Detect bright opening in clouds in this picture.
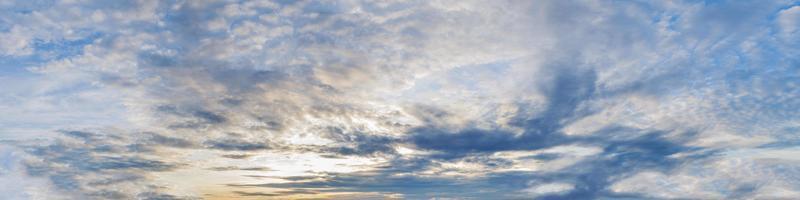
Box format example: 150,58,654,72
1,0,800,199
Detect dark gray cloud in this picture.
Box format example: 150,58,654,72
204,138,271,151
234,189,319,197
321,128,398,156
142,132,194,148
229,128,707,199
207,166,271,172
12,130,186,199
155,105,228,129
220,154,254,159
227,172,475,199
409,67,596,155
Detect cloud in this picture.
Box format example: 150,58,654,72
206,166,271,172
7,130,188,199
234,189,319,197
204,138,271,151
523,182,575,196
407,67,597,156
1,0,800,199
220,154,254,159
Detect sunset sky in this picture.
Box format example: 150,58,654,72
2,0,800,199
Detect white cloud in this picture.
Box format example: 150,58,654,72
523,182,575,196
0,26,34,56
778,6,800,37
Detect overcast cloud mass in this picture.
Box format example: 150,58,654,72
1,0,800,199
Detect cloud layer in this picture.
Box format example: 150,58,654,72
1,0,800,199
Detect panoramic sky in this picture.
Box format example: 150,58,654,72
1,0,800,199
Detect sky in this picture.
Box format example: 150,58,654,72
1,0,800,199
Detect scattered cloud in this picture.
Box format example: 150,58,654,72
1,0,799,199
